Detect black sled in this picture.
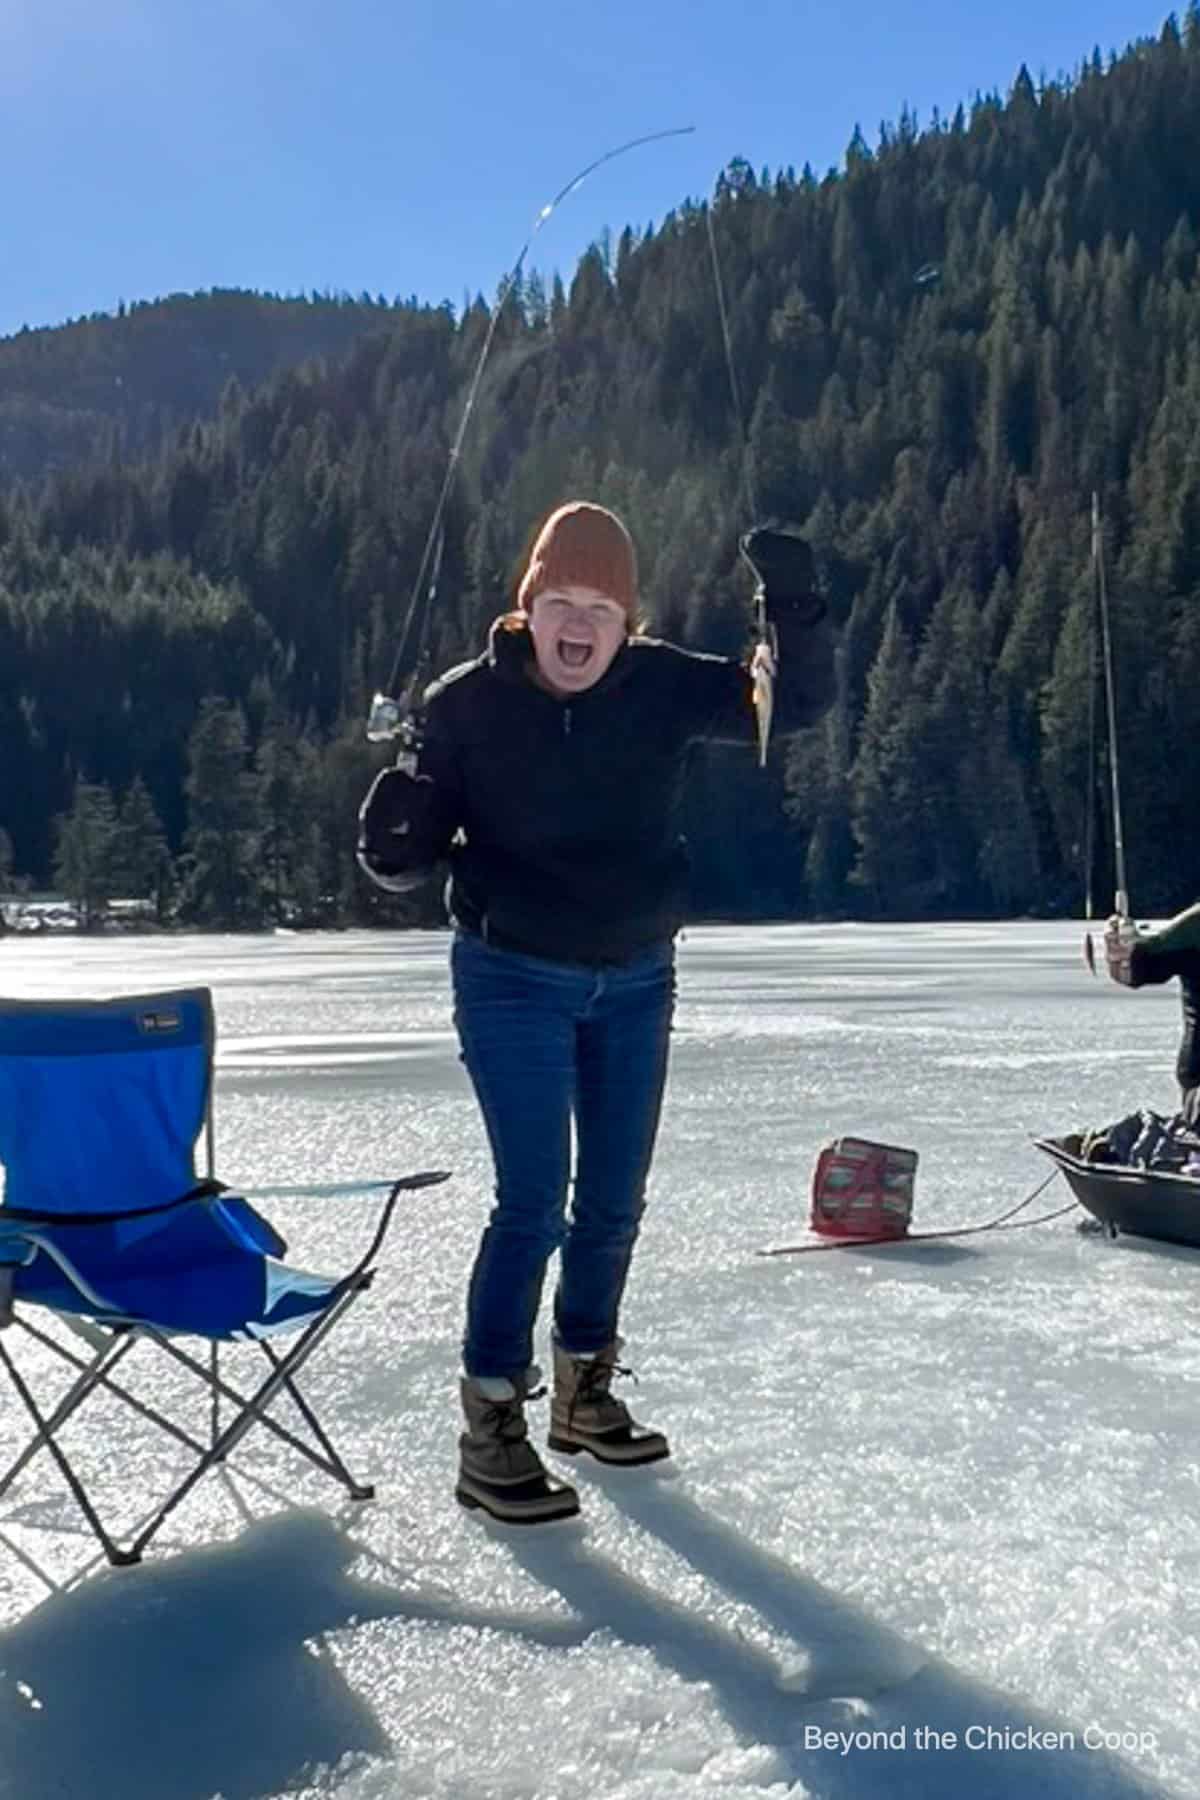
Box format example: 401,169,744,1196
1035,1131,1200,1250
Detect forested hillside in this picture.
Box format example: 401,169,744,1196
0,290,414,483
4,14,1200,926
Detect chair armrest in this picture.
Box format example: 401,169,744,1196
348,1170,453,1283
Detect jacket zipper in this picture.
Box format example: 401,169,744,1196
563,707,572,737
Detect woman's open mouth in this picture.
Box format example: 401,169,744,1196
557,638,594,669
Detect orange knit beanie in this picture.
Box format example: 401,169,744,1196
516,502,638,616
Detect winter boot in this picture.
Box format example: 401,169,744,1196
547,1341,670,1466
456,1368,580,1524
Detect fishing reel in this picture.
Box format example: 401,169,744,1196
366,691,405,743
366,691,423,774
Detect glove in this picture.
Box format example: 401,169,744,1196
1103,915,1141,987
357,765,440,891
740,526,823,624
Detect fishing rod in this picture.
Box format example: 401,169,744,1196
1083,491,1131,974
704,196,776,766
1083,529,1098,931
365,125,697,760
1095,491,1130,920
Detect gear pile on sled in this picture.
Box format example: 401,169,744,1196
1037,1111,1200,1250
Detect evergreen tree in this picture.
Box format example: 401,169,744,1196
179,700,264,927
52,780,120,925
111,774,170,906
255,712,323,923
847,603,927,912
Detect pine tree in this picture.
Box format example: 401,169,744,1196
847,603,927,913
111,774,170,907
255,712,323,923
52,780,120,926
179,700,264,927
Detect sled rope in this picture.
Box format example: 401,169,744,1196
757,1169,1079,1257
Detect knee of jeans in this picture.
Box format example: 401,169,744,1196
569,1200,645,1250
487,1201,567,1256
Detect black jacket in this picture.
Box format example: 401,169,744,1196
387,608,834,963
1128,903,1200,1092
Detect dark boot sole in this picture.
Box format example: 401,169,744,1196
455,1479,580,1524
547,1432,671,1467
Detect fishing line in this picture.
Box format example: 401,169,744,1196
705,200,760,521
368,125,697,742
705,191,779,764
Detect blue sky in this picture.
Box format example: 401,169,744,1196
0,0,1177,340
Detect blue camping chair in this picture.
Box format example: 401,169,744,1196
0,987,449,1567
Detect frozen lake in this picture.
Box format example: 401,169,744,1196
0,923,1194,1799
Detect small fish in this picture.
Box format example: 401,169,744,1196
751,628,777,768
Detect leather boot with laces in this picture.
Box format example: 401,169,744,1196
547,1340,670,1466
456,1367,580,1523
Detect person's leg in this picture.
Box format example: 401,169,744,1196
453,932,584,1378
555,946,675,1352
451,932,586,1520
550,946,675,1464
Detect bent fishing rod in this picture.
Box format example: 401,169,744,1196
365,125,696,761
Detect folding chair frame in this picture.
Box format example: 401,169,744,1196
0,1173,447,1567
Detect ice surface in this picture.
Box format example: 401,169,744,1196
0,923,1192,1798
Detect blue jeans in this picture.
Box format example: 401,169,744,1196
452,930,676,1380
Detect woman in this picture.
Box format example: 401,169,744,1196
360,501,834,1523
